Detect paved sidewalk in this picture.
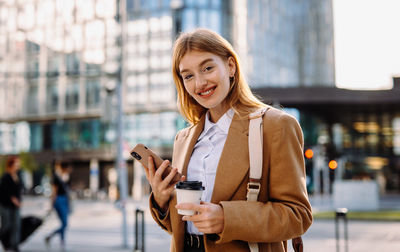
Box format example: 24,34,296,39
9,195,400,252
299,194,400,252
301,219,400,252
17,196,170,252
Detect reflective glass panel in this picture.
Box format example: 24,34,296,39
66,79,80,111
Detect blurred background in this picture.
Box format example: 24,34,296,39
0,0,399,251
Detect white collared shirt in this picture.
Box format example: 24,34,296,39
186,108,234,235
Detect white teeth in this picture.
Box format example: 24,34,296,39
200,88,213,96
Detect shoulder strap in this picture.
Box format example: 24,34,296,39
246,108,266,252
246,107,303,252
247,108,266,202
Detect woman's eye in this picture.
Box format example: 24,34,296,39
184,74,193,80
204,66,213,72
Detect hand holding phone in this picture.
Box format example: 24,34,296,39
130,143,182,184
131,144,183,211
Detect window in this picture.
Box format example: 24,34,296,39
86,78,101,109
47,53,60,77
66,79,80,111
0,83,4,117
26,40,40,54
26,56,39,78
86,63,101,75
182,9,196,32
46,79,58,113
66,53,80,75
26,79,38,114
29,123,43,152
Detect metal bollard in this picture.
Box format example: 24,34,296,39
335,208,348,252
134,209,145,252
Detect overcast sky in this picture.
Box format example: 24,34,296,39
333,0,400,90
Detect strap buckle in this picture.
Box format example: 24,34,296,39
247,181,261,191
247,180,261,201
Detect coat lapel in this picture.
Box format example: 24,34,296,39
174,113,250,204
211,114,250,203
175,115,206,176
170,116,205,252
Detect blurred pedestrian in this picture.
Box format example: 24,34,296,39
45,161,72,250
145,28,312,252
0,156,22,252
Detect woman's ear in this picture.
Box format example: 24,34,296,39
227,56,236,77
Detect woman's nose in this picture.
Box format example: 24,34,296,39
195,75,207,88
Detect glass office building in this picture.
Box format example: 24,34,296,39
243,0,335,87
0,0,335,192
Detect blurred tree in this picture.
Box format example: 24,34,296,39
0,156,5,175
19,151,38,173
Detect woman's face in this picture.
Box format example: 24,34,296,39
9,159,20,174
179,50,236,117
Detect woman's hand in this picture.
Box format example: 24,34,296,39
144,156,183,212
10,196,21,208
176,201,224,234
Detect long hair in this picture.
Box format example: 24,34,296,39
172,28,265,125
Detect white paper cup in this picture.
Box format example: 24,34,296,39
175,181,205,216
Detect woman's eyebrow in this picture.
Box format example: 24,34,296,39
180,58,214,74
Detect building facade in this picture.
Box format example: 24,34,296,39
0,0,335,195
253,80,400,193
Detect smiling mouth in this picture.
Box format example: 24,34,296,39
198,87,216,97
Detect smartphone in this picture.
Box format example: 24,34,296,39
130,143,182,183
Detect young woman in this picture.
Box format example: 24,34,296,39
145,28,312,252
45,161,72,249
0,156,22,252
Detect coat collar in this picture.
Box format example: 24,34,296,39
211,113,249,203
176,112,250,203
176,114,206,177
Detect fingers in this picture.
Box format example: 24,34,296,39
161,166,178,186
178,202,225,234
176,203,205,222
154,159,170,179
147,156,156,179
143,163,150,181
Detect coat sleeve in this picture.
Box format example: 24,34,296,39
216,113,313,243
148,129,184,234
149,192,172,234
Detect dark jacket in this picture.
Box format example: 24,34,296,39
0,173,22,209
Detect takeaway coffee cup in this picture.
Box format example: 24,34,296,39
175,181,205,216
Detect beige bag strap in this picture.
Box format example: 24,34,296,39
246,107,303,252
247,108,267,252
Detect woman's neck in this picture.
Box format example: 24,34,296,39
208,102,230,123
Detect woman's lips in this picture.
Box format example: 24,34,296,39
198,86,216,98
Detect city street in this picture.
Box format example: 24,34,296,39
1,1,399,252
11,196,400,252
18,196,170,252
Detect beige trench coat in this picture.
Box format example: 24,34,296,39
149,106,313,252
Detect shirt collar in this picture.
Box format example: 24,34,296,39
198,108,234,140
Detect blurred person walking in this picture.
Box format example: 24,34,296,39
0,156,23,252
44,161,72,250
145,28,312,252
